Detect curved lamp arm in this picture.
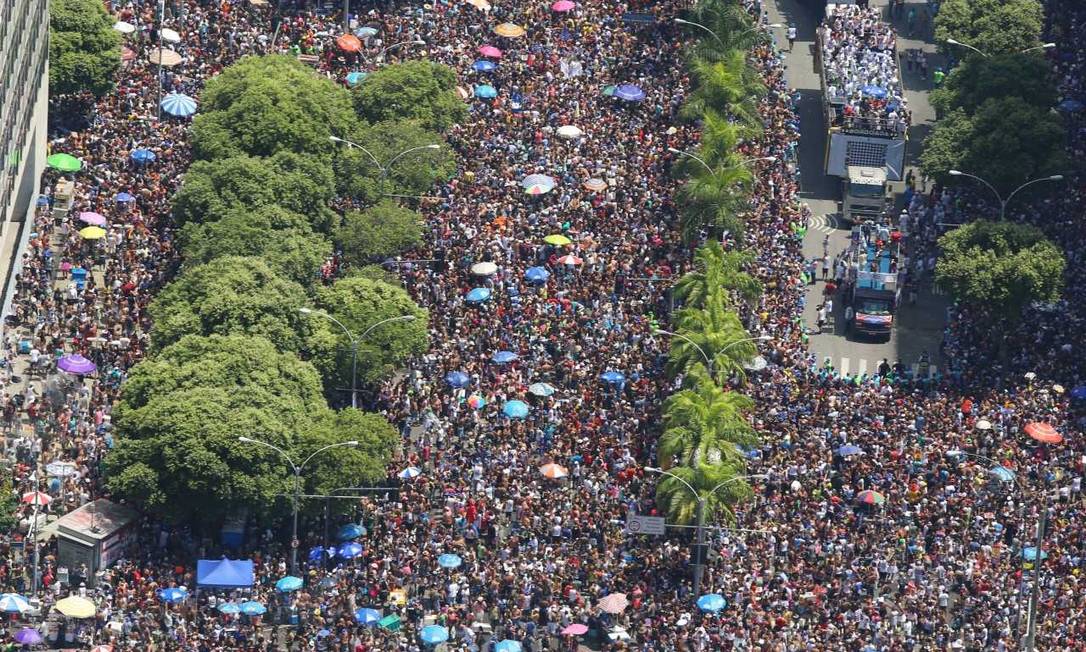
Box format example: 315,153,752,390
238,436,298,474
1003,175,1063,212
300,308,356,344
654,328,713,369
301,441,360,471
329,136,384,172
667,147,714,175
644,466,699,500
948,170,1003,205
385,144,442,174
359,314,417,341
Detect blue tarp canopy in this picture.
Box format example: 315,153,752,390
197,558,254,587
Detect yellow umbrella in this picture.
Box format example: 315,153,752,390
543,234,571,246
494,23,526,37
79,226,107,240
56,596,97,618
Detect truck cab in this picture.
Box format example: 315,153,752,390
842,165,889,224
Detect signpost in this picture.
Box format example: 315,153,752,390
625,514,666,536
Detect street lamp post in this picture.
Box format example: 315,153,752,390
156,0,165,119
668,148,777,175
674,19,780,48
946,38,1056,57
300,308,416,409
645,467,767,599
329,137,441,184
948,170,1064,221
237,437,360,574
379,39,427,62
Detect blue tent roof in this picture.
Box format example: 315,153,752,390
196,558,254,587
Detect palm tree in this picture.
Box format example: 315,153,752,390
681,52,765,132
675,162,752,242
658,367,758,469
666,291,758,381
674,242,762,309
655,461,753,525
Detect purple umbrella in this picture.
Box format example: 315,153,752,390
57,354,97,375
78,211,107,226
613,84,645,102
14,628,42,645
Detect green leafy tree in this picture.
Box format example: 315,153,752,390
333,120,455,205
935,0,1043,56
306,277,429,390
179,206,332,286
49,0,121,97
353,60,467,132
935,220,1065,321
674,242,762,309
0,475,19,532
919,109,971,185
192,55,360,160
957,97,1066,194
171,152,337,232
303,409,400,497
667,291,758,382
336,201,423,267
119,335,326,421
148,257,311,352
930,54,1056,115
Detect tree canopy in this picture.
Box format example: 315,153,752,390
333,120,455,204
336,201,424,267
353,60,467,132
179,205,332,286
935,0,1044,56
49,0,121,97
935,220,1065,320
306,277,429,390
302,409,400,496
171,152,338,232
192,55,360,160
148,256,311,352
930,54,1056,115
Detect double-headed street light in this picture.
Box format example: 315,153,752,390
299,308,416,408
329,137,441,182
668,147,777,175
379,39,427,61
238,437,359,574
653,329,773,378
948,170,1063,221
945,38,1055,57
645,467,767,599
674,18,781,47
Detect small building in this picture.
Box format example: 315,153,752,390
54,500,139,586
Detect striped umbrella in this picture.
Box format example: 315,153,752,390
0,593,31,613
855,490,886,506
539,463,568,479
161,93,198,117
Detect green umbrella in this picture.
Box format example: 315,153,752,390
47,153,82,172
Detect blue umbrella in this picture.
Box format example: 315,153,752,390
115,192,136,203
445,371,470,388
528,382,556,397
337,523,364,541
1022,547,1048,561
275,576,303,592
420,625,449,645
524,266,550,284
989,465,1016,483
317,629,332,638
466,287,493,303
338,542,363,559
157,587,189,603
399,466,422,480
475,84,498,99
0,593,31,613
492,350,519,363
36,195,49,206
217,602,241,614
613,84,645,101
472,60,497,72
861,85,888,99
355,26,378,38
836,444,864,457
502,400,529,418
129,148,156,164
240,601,267,616
160,92,198,117
437,553,463,569
600,370,625,384
13,629,42,646
697,593,727,613
1058,99,1085,112
355,607,381,625
308,546,328,561
495,641,523,652
1070,385,1086,400
346,71,368,86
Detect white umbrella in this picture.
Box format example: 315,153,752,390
557,125,583,139
975,419,992,431
160,28,181,43
113,21,136,34
471,262,498,276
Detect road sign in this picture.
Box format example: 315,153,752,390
625,514,666,535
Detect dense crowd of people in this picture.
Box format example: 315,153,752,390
0,0,1082,650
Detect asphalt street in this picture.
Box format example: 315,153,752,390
765,0,950,379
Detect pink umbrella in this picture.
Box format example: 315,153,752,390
561,623,588,636
557,254,582,266
79,211,107,226
552,0,575,11
478,45,503,58
597,592,629,614
22,491,52,506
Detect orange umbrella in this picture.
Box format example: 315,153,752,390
539,463,568,479
1025,422,1063,444
494,23,526,38
337,34,362,52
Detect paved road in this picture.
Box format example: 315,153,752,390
765,0,950,377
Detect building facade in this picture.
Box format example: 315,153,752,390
0,0,49,311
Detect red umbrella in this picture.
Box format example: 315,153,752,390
22,491,52,506
1025,422,1062,444
561,623,588,636
478,45,503,58
337,34,362,52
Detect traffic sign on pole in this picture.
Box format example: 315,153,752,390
625,514,666,535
